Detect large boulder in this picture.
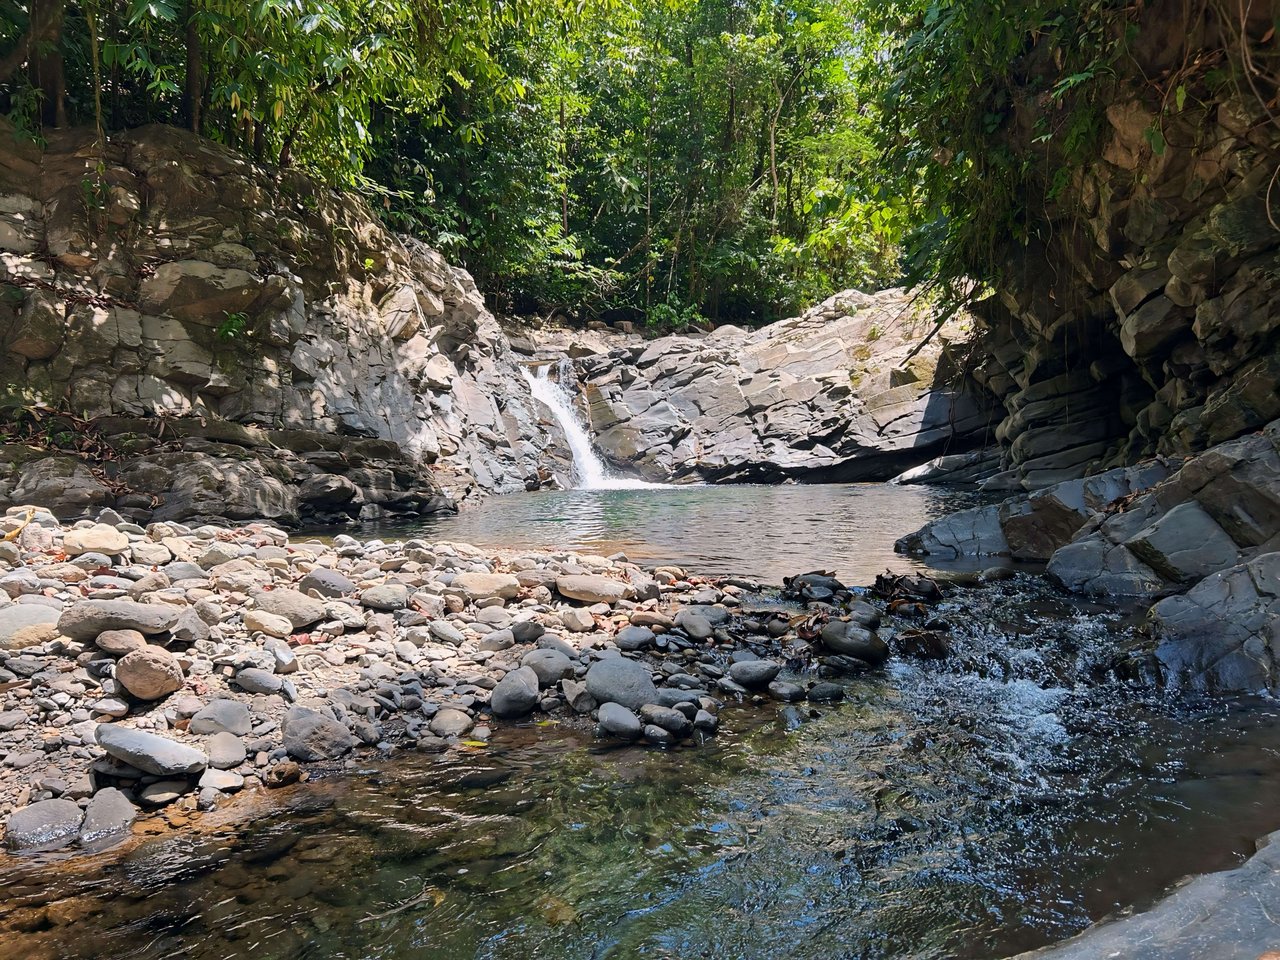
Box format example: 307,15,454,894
490,666,540,718
556,574,627,605
0,605,61,651
585,657,659,710
282,706,353,761
95,724,208,776
5,798,84,852
249,588,326,630
58,599,180,640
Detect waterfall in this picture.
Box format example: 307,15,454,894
523,360,659,490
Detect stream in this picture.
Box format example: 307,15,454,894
4,492,1280,958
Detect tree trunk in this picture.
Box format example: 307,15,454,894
27,0,67,126
184,0,204,133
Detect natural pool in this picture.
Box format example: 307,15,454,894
5,488,1274,960
4,566,1280,960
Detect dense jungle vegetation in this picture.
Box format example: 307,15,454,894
1,1,1273,327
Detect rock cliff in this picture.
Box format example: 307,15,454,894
968,0,1280,491
0,123,568,524
574,288,995,483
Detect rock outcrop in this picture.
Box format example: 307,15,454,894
0,122,568,523
966,1,1280,490
900,418,1280,694
574,288,995,483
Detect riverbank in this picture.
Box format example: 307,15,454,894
0,503,968,857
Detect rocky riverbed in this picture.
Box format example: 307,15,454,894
0,503,961,857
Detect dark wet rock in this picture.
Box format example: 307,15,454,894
643,724,677,746
639,704,692,737
58,599,179,640
894,629,950,660
428,708,474,738
511,620,545,644
819,621,889,663
693,709,719,733
768,680,806,701
5,798,84,851
614,625,655,651
95,724,208,776
189,699,252,736
597,702,642,740
807,682,845,702
490,666,540,718
79,788,138,847
585,658,659,710
283,707,354,761
728,659,781,689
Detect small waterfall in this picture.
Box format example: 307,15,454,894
523,360,659,490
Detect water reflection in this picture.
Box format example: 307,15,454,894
403,484,995,585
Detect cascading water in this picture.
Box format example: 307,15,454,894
523,360,660,490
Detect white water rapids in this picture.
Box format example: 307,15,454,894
522,360,662,490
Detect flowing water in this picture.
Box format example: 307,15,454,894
6,575,1280,960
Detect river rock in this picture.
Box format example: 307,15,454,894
511,620,545,643
234,667,283,695
522,648,574,687
189,699,252,736
585,658,658,710
490,666,540,718
116,646,185,700
5,798,84,851
674,610,713,640
561,607,595,632
79,788,138,847
639,704,692,737
282,707,354,761
64,524,129,556
556,574,627,604
0,604,60,650
207,731,248,769
243,609,294,638
615,625,655,651
819,621,889,663
807,682,845,702
361,583,409,611
95,724,208,776
452,572,520,601
728,659,781,689
58,599,179,640
250,588,326,629
429,708,474,738
95,629,147,655
298,568,356,597
597,702,642,740
199,768,244,792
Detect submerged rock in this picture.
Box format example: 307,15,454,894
5,798,84,852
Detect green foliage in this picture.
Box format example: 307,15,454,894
215,310,250,340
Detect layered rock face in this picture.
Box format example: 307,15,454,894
0,123,566,523
900,418,1280,694
576,288,994,483
970,2,1280,491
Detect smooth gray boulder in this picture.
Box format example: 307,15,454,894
597,702,642,740
58,599,179,640
585,658,658,710
522,648,574,687
819,622,889,663
79,788,138,847
5,798,84,851
615,625,655,651
556,574,627,604
728,659,781,689
490,666,540,718
189,699,252,736
298,568,356,597
95,724,208,776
